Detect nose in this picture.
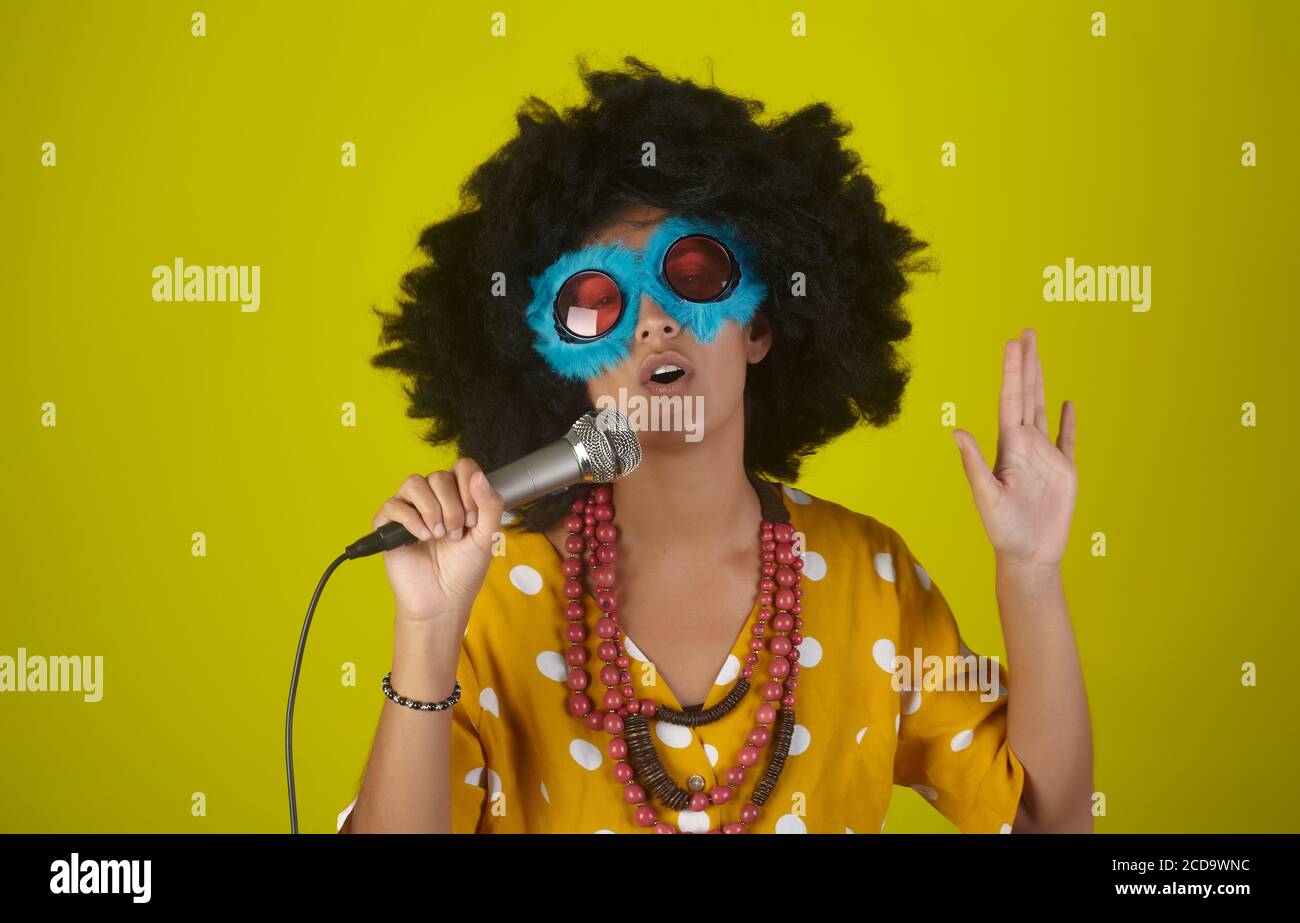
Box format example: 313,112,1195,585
635,294,679,342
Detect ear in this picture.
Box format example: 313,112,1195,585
745,308,774,365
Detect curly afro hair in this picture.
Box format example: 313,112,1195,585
371,55,934,534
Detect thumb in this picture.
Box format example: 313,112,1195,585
952,429,999,511
469,470,505,542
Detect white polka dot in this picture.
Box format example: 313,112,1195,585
535,651,567,682
796,636,822,668
901,690,921,715
622,634,647,662
913,561,932,591
801,551,827,581
655,721,693,749
678,810,710,833
336,796,357,831
789,724,811,756
703,743,719,767
569,739,602,771
950,729,974,752
479,687,499,718
782,485,813,505
855,726,868,744
1000,823,1013,834
540,781,550,803
872,638,897,673
509,564,543,595
500,510,517,525
911,783,939,801
874,552,896,583
775,814,808,834
845,826,855,834
594,828,615,834
464,767,503,798
714,654,740,685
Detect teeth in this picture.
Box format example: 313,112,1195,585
652,364,683,376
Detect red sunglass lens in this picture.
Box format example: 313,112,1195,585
662,235,735,302
555,271,623,338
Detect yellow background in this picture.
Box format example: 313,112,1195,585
2,0,1296,833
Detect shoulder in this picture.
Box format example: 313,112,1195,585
473,522,556,618
774,482,936,605
777,485,958,653
452,523,558,675
777,483,910,561
454,522,566,718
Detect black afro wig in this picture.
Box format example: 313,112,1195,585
371,55,934,533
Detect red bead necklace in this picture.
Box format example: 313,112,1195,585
559,484,806,833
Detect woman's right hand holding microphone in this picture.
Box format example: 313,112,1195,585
372,457,505,630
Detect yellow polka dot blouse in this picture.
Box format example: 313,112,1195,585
340,484,1025,834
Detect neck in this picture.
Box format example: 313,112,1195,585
609,414,763,558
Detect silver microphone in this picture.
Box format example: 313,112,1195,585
489,407,641,508
345,408,641,558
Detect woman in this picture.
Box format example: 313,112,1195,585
338,57,1091,834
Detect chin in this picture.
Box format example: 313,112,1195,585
633,427,707,452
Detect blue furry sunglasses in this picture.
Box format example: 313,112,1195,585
524,216,768,381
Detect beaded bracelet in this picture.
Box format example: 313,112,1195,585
381,671,461,711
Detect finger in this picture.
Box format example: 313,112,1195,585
468,468,505,543
396,473,445,539
953,429,999,511
1056,400,1076,466
426,470,466,540
999,338,1023,432
1029,329,1048,436
451,457,481,530
373,496,433,542
1020,329,1037,428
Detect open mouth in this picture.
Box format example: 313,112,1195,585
638,351,695,395
649,364,687,385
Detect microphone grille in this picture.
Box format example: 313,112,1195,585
568,412,615,481
594,408,642,478
567,409,642,482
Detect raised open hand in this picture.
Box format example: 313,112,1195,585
952,328,1077,569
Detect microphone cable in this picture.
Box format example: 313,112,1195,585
285,523,426,831
284,551,349,834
